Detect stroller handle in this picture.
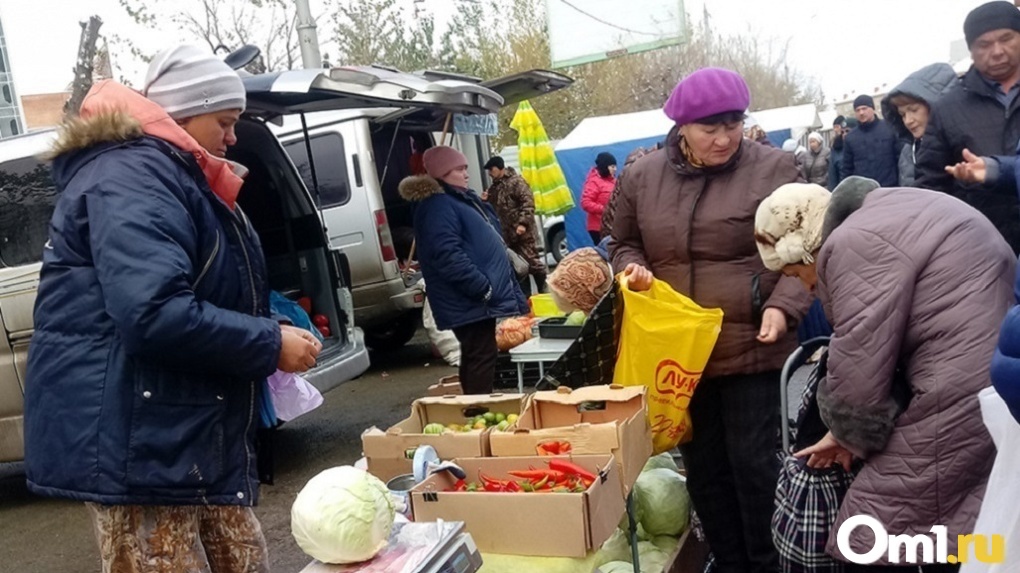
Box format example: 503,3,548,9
780,336,831,453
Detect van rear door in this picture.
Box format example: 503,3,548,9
243,66,505,121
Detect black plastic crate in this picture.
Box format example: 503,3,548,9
537,316,583,339
494,351,542,389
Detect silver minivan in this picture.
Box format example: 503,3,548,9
269,69,573,350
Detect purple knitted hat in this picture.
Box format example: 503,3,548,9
663,67,751,126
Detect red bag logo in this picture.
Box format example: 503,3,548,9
655,359,702,403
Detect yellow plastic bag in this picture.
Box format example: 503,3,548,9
614,275,724,453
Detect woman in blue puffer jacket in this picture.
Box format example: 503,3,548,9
25,45,320,571
399,146,527,394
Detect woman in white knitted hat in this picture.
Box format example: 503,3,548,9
24,44,321,572
801,132,830,187
755,177,1013,570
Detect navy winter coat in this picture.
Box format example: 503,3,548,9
840,117,900,187
25,112,281,506
398,175,527,330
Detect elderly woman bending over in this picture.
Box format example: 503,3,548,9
755,178,1013,571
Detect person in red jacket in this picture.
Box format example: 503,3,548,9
581,152,617,244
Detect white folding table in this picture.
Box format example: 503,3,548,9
507,336,573,392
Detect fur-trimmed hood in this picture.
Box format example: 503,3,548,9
50,80,246,210
398,174,445,202
47,110,144,159
820,176,880,244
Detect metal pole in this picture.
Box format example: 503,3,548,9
294,0,322,69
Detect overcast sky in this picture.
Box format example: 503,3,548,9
0,0,998,107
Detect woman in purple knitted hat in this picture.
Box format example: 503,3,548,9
609,67,812,573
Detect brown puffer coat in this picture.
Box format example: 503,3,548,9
610,127,812,377
816,182,1014,564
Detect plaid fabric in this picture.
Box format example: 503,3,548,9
773,348,858,573
773,457,856,572
537,280,621,390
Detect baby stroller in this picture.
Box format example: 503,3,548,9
772,337,858,573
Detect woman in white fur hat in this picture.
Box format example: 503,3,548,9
755,177,1013,570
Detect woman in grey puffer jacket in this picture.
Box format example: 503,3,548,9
881,63,958,187
801,132,830,186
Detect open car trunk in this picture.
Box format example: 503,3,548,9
229,119,351,359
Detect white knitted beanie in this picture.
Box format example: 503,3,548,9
143,45,246,120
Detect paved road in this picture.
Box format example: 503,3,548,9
0,331,456,573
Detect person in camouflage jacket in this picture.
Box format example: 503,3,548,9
484,156,546,294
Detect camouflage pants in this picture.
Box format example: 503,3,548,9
86,503,270,573
507,233,547,278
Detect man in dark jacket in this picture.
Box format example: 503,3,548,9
24,45,320,572
828,116,848,190
840,94,900,186
916,0,1020,253
400,147,528,394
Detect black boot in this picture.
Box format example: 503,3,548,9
534,273,547,294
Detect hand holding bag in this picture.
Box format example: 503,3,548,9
613,274,723,453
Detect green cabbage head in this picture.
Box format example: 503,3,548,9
633,468,690,536
291,466,395,564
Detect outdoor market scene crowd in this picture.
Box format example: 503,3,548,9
15,1,1020,572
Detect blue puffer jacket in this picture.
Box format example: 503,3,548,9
991,260,1020,424
840,118,901,187
398,175,527,330
25,111,282,506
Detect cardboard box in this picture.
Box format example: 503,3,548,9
410,454,625,558
488,385,652,494
426,375,462,397
361,393,524,482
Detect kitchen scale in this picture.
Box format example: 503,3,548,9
299,520,482,573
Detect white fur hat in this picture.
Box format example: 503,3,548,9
754,183,832,271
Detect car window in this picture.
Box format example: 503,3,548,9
283,133,351,209
0,156,57,267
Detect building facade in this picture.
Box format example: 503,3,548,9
0,14,25,138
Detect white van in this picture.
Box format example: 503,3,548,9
269,69,573,350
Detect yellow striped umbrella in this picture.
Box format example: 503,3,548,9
510,100,575,216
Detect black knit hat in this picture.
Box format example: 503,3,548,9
833,115,847,128
595,152,617,169
595,152,617,177
965,1,1020,48
483,156,505,170
853,95,875,110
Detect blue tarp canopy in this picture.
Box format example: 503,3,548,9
554,104,820,253
554,109,672,252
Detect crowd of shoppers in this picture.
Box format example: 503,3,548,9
19,1,1020,571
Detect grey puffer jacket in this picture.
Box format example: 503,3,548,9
815,178,1014,565
881,63,957,187
801,146,830,186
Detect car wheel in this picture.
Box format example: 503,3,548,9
550,228,568,263
364,311,420,352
